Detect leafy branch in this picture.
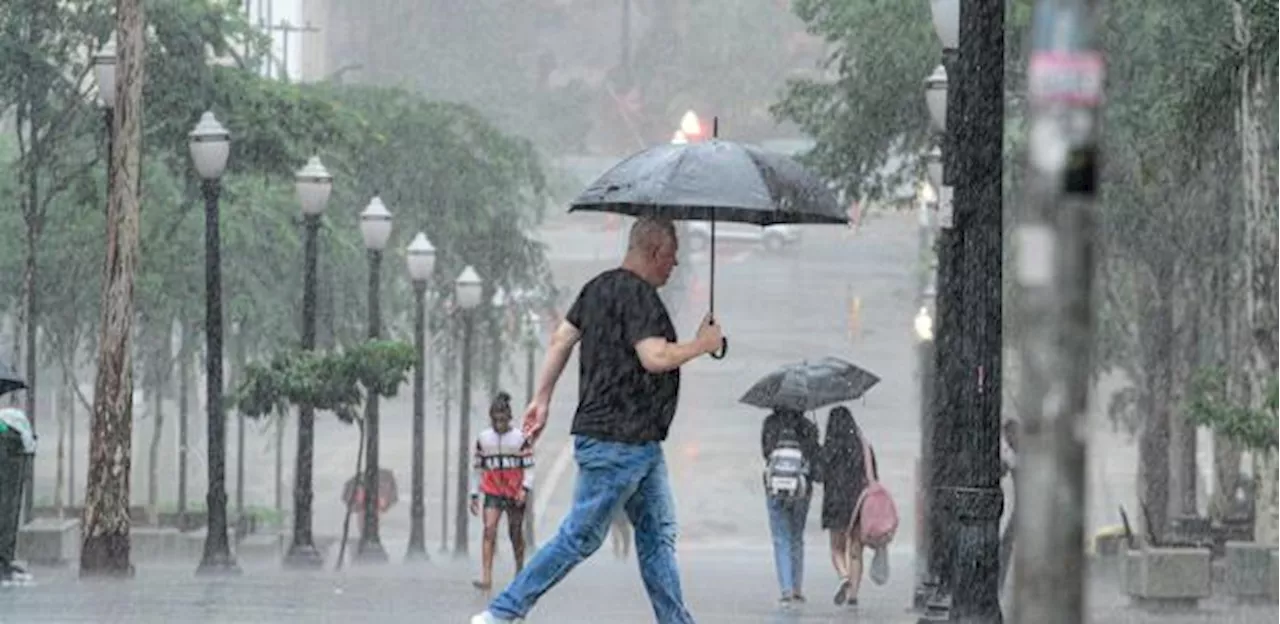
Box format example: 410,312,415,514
236,340,416,424
1185,366,1279,451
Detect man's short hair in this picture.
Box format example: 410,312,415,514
627,216,677,252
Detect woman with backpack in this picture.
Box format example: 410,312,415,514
822,405,883,606
760,408,822,606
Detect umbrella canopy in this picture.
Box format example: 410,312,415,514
740,357,880,413
0,408,36,454
569,139,845,226
569,127,846,361
0,362,26,399
342,468,399,513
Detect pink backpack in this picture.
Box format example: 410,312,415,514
851,440,898,548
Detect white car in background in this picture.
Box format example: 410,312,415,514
682,221,801,253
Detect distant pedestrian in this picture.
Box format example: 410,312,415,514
471,216,724,624
761,408,822,606
822,406,880,607
470,392,533,591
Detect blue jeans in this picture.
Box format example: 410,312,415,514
489,436,694,623
766,495,810,597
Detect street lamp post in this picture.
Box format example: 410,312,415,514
453,266,483,556
487,287,508,397
93,34,116,193
917,67,958,618
919,0,1005,620
286,155,332,567
912,302,937,612
439,300,453,554
355,196,393,563
190,111,239,575
405,232,436,561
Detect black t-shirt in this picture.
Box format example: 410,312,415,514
566,268,680,443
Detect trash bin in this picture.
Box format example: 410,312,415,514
0,407,35,583
0,427,28,570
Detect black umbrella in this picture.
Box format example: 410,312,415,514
570,118,846,358
0,362,25,398
740,357,880,413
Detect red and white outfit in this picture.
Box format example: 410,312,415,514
471,427,535,503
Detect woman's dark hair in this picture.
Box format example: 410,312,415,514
825,405,860,446
490,391,512,416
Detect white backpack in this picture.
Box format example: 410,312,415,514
764,438,809,500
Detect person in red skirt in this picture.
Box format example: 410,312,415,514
470,392,535,590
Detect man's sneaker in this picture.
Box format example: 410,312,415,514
0,562,33,586
470,610,522,623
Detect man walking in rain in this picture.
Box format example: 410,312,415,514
472,217,724,624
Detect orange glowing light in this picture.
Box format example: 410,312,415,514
679,110,702,139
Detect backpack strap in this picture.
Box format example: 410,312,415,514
861,438,875,484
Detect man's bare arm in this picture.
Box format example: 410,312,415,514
531,320,581,405
634,336,712,373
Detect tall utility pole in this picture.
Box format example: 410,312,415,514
1013,0,1102,621
80,0,145,577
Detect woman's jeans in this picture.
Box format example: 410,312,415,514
489,436,694,624
766,495,811,597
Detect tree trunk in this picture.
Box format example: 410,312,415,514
274,410,284,514
486,314,503,399
1137,268,1174,541
1234,0,1279,545
80,0,146,577
1170,292,1200,517
53,390,65,518
20,219,38,519
147,378,164,523
65,371,77,508
233,335,245,518
1209,191,1243,523
177,328,190,525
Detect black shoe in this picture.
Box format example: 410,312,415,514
1,562,32,584
833,578,851,605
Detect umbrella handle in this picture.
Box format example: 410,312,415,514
711,337,728,360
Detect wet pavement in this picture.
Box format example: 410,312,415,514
2,547,911,623
3,548,1276,623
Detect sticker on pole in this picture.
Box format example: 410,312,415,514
1028,52,1104,106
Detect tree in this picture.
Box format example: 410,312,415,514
80,0,145,576
0,0,559,536
770,0,938,201
0,0,111,514
236,340,416,424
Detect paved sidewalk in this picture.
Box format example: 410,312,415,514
0,548,916,624
1,547,1275,623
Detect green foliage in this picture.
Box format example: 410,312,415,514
236,340,415,424
1185,367,1279,451
0,0,557,392
770,0,936,200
